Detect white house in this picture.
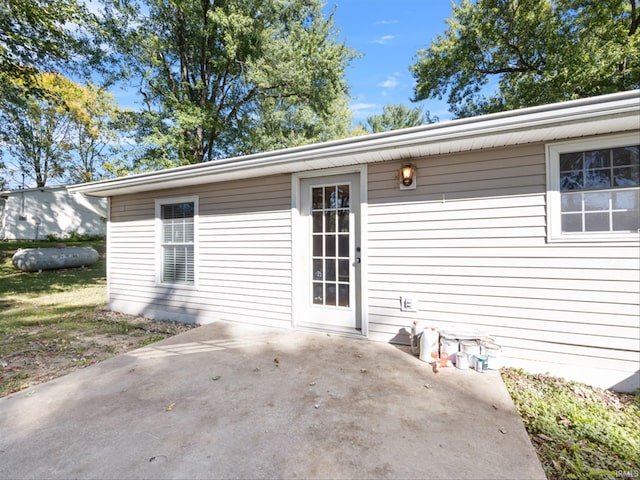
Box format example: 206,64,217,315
70,91,640,392
0,185,107,240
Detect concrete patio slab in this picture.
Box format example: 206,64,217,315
0,322,546,479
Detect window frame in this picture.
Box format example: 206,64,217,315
546,133,640,242
155,195,199,287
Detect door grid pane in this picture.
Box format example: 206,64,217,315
311,185,350,307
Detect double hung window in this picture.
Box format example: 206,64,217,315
547,135,639,241
156,197,197,285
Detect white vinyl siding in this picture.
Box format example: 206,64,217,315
108,175,292,328
365,143,640,388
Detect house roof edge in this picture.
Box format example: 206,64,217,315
69,90,640,197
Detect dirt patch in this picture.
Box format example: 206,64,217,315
0,309,197,397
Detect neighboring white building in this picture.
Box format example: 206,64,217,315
71,91,640,392
0,185,107,240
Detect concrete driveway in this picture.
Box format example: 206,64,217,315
0,322,545,479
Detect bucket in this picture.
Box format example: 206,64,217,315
419,327,439,363
482,341,502,370
440,336,459,357
456,351,469,370
460,340,480,357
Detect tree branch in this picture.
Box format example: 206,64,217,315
629,0,638,35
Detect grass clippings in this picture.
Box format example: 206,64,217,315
502,367,640,480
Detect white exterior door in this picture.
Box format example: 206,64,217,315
297,173,362,331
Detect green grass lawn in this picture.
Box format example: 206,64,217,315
0,240,192,396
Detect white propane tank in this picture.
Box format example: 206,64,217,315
12,246,99,272
419,327,439,363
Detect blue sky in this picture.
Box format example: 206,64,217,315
323,1,455,123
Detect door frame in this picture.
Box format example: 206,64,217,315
291,165,368,337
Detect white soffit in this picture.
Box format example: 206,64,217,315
70,91,640,197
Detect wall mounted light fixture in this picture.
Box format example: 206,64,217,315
399,164,416,190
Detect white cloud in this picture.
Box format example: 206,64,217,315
350,102,379,114
375,20,399,25
378,72,402,91
378,76,398,89
372,35,395,45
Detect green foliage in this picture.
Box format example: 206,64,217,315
411,0,640,117
138,334,166,347
502,368,640,479
101,0,355,168
0,73,124,186
360,104,438,134
45,232,106,242
0,0,98,86
0,75,74,187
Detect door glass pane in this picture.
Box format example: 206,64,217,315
338,259,349,282
313,259,323,280
325,235,336,257
312,212,323,232
312,188,323,209
325,186,337,209
313,283,323,304
309,182,352,308
338,185,350,208
325,284,336,306
338,210,349,232
338,234,349,257
338,284,349,307
325,259,336,281
325,211,336,232
313,235,322,256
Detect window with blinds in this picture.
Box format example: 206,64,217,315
160,201,195,284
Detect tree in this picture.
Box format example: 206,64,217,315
360,104,437,134
63,83,123,183
410,0,640,117
0,75,72,187
0,73,122,187
0,0,96,86
101,0,355,168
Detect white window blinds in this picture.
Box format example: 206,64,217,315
161,202,195,284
